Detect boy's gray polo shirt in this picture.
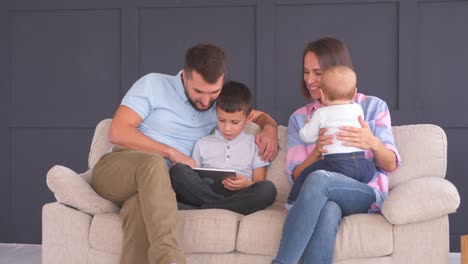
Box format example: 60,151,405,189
192,129,269,180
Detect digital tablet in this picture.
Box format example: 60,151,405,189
193,167,237,196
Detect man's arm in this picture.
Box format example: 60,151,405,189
109,105,196,167
250,109,278,161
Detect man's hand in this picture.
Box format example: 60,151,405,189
222,175,252,191
255,124,278,161
167,149,196,168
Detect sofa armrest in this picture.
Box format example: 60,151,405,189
46,165,119,215
381,177,460,225
42,202,92,264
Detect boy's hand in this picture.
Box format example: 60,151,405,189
222,175,252,191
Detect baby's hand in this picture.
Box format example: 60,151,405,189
305,115,311,124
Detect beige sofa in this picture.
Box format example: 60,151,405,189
42,119,460,264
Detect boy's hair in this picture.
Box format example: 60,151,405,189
184,43,227,83
321,65,357,101
217,81,253,116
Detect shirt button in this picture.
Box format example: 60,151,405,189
227,146,230,149
227,155,230,159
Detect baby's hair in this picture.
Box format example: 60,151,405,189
217,80,253,116
321,65,357,101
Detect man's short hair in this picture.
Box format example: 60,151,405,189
184,44,227,83
217,81,253,116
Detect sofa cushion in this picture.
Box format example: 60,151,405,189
89,209,243,255
178,209,243,254
236,210,286,255
382,177,460,225
334,214,393,260
237,210,393,259
47,165,119,215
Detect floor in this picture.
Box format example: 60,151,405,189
0,243,463,264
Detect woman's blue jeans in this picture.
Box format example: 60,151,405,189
273,170,376,264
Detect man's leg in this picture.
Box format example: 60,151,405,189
120,194,149,264
201,180,277,215
169,163,224,206
92,148,186,264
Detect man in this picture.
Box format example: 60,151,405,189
91,44,278,264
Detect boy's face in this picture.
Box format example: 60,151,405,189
216,107,250,140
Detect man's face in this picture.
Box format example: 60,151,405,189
216,107,250,140
183,70,223,111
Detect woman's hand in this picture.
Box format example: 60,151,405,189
222,175,253,191
337,116,398,172
313,128,334,157
336,116,379,151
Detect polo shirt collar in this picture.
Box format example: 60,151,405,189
214,129,246,144
175,70,189,103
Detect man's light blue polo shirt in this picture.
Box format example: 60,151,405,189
121,71,217,156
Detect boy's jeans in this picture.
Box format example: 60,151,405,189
287,151,375,207
273,170,376,264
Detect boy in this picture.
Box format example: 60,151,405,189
286,65,376,210
169,80,277,215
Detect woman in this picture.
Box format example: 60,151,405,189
272,37,401,264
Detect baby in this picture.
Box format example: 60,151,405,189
286,65,376,210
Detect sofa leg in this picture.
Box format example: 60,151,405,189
462,234,468,264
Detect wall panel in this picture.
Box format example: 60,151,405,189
274,2,398,124
1,0,466,252
10,9,121,127
139,5,256,97
11,128,93,242
445,127,468,251
417,1,468,126
0,3,12,242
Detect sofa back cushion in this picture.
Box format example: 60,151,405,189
266,124,448,202
389,124,447,188
88,119,113,170
86,120,447,200
266,126,290,204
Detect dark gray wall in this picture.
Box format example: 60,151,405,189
1,0,467,252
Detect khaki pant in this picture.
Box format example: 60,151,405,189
91,147,186,264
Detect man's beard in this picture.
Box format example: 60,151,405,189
185,91,216,112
